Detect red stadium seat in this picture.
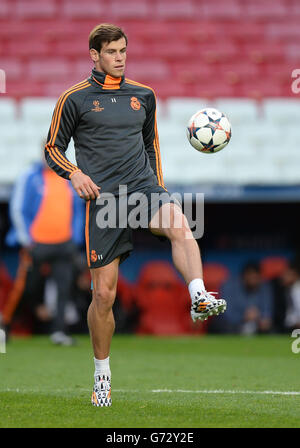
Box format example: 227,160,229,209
0,262,13,314
199,42,241,64
243,43,284,64
146,41,196,61
203,263,230,292
110,0,150,19
0,59,22,80
265,23,300,42
55,39,90,57
27,59,71,81
61,0,105,19
199,0,241,20
239,80,285,99
244,0,288,20
6,40,50,57
148,80,188,100
0,0,11,18
126,61,170,82
154,0,195,19
123,21,172,43
291,0,300,16
5,80,44,98
15,0,57,18
0,21,32,39
260,256,289,280
217,22,264,44
134,261,203,335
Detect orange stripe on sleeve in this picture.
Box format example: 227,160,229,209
50,82,90,147
45,145,73,175
49,80,89,146
53,146,78,172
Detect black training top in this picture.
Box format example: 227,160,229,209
45,68,165,195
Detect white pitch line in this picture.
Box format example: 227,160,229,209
151,389,300,396
1,388,300,396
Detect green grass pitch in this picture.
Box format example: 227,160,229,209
0,334,300,428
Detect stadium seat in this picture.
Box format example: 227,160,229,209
15,0,57,18
110,0,150,18
0,59,22,80
200,0,241,19
126,61,170,82
215,98,259,126
134,261,195,335
27,59,71,80
5,80,44,98
154,0,195,19
203,263,230,291
193,82,237,99
146,41,194,61
7,40,50,57
219,22,264,44
61,0,105,18
265,23,300,42
260,256,289,280
286,43,300,61
165,97,208,124
19,98,56,126
262,98,300,124
244,0,288,20
0,99,17,123
0,262,13,313
73,60,94,80
291,0,300,16
243,43,284,64
0,0,10,18
239,80,284,99
55,39,90,57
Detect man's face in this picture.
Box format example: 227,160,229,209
91,37,127,78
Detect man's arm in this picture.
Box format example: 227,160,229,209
142,91,165,189
45,92,100,201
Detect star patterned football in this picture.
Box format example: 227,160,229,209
186,107,231,153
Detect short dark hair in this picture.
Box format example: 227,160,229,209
89,23,128,52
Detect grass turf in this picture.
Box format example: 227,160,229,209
0,334,299,428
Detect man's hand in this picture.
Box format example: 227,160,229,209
70,171,101,201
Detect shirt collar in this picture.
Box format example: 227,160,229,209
91,68,125,90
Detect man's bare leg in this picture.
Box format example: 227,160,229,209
149,203,226,322
88,256,120,359
88,257,120,407
149,203,202,284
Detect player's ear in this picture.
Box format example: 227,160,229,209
90,48,100,63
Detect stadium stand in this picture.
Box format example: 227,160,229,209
0,0,299,186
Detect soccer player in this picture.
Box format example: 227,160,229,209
45,23,227,407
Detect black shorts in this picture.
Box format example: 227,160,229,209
85,185,180,268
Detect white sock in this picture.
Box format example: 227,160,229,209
94,356,111,379
188,278,206,303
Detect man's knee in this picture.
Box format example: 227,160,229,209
165,204,191,240
92,285,116,313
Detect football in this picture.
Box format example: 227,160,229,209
186,107,231,153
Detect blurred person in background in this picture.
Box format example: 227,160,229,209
274,260,300,332
4,143,85,345
218,262,273,334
